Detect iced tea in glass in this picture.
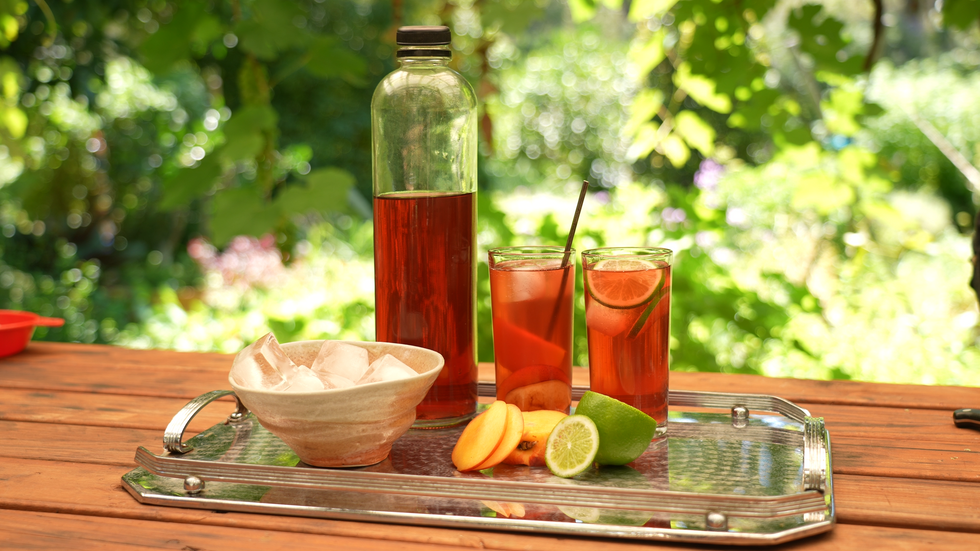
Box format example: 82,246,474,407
489,247,574,413
582,247,671,437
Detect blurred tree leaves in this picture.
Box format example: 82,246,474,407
674,110,715,157
136,0,367,247
482,0,547,35
303,36,367,84
603,0,878,168
0,55,25,138
941,0,980,31
788,4,863,75
140,3,222,74
628,0,679,23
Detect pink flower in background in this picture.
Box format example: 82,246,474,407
188,235,285,288
694,159,724,191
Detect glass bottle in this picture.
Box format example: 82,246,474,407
371,26,478,426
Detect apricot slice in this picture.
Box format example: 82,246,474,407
472,404,525,471
504,410,567,466
504,380,572,412
452,401,509,471
492,319,567,375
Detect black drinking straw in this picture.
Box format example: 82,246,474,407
547,180,589,340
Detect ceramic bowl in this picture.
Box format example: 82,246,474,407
229,340,443,468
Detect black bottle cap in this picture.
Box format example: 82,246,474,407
396,26,452,46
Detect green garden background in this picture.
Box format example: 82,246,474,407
1,0,979,385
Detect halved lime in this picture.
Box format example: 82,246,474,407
544,414,600,478
585,259,663,309
574,391,657,465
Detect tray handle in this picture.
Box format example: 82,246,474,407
163,390,249,454
803,416,830,492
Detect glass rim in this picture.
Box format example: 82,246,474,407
581,246,672,261
489,245,574,258
488,246,575,269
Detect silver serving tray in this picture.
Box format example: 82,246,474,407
123,386,834,545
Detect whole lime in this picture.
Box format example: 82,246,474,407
574,391,657,465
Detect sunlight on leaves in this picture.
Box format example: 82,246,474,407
624,88,664,137
674,63,732,114
661,133,690,167
628,0,679,23
629,31,666,77
674,110,716,157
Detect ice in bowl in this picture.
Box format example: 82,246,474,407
229,334,444,467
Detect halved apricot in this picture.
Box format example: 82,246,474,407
503,409,567,466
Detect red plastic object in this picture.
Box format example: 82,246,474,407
0,310,65,358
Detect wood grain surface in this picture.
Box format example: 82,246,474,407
1,341,979,550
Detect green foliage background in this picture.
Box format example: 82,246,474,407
1,0,978,385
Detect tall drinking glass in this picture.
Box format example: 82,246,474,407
581,247,672,437
372,26,479,426
489,247,574,413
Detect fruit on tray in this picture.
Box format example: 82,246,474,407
452,392,656,475
574,391,657,465
472,403,524,471
451,401,524,471
503,409,568,466
544,414,600,478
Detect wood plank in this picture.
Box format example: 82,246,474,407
1,459,978,550
7,343,979,410
671,372,980,411
0,509,478,551
5,510,978,551
806,403,980,447
0,421,166,466
10,341,231,371
0,361,232,399
830,435,980,482
834,474,980,532
0,388,232,432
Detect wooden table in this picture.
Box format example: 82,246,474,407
1,342,978,550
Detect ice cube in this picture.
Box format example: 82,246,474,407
497,259,553,303
318,371,355,390
310,341,370,383
230,332,298,390
282,365,325,392
358,354,417,385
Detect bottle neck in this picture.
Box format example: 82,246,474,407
396,44,452,65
